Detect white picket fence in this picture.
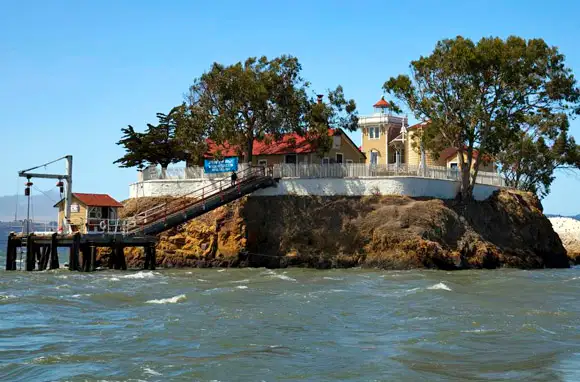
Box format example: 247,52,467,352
142,163,505,187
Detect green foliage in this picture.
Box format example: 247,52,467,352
384,36,580,199
498,115,580,197
185,55,357,161
114,108,188,170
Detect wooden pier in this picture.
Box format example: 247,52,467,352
5,232,157,272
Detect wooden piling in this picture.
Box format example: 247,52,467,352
91,246,97,272
114,245,127,270
26,234,35,271
82,244,94,272
69,233,80,271
49,233,59,270
5,233,15,271
39,246,50,271
143,245,151,270
150,246,156,270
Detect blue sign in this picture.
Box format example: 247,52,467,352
204,157,239,173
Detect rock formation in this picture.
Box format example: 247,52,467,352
112,190,569,270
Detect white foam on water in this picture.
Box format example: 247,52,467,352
108,277,121,281
143,367,162,376
197,278,208,282
122,271,158,279
323,276,344,280
267,272,296,282
146,294,187,304
460,329,496,333
70,294,91,298
427,282,452,291
217,269,226,272
0,294,17,300
230,279,250,284
186,272,193,274
236,285,248,289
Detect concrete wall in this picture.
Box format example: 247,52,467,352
130,177,499,201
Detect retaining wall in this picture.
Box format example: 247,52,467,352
129,177,499,201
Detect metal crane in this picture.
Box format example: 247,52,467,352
18,155,73,234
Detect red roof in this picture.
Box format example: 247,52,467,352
72,193,123,208
373,96,390,108
205,129,365,158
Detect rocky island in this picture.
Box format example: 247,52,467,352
104,189,570,270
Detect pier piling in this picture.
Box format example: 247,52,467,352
26,234,35,271
50,233,59,270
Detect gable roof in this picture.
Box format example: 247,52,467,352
54,193,123,208
205,129,366,158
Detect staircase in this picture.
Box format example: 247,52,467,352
125,166,275,236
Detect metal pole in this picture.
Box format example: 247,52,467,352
26,190,31,235
64,155,73,234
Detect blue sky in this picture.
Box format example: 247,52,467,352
0,0,579,215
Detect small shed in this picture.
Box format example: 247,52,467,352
54,193,124,233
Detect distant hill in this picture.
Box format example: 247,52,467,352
546,214,580,221
0,190,60,222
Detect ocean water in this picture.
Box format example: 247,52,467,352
1,253,580,381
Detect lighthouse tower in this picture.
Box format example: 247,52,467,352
358,96,408,166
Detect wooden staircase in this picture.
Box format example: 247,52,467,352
125,166,275,236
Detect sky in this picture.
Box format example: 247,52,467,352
0,0,579,216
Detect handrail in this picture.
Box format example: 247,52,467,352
125,166,270,234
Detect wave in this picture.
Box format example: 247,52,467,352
122,271,158,279
146,294,187,304
427,282,452,291
143,367,162,376
323,276,344,281
236,286,248,289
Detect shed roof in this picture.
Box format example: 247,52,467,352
54,193,123,208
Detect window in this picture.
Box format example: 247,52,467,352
322,157,330,165
370,151,379,165
450,163,458,169
336,153,343,164
285,154,297,164
346,159,354,164
369,127,380,139
258,159,267,166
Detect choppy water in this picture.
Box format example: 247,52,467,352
1,255,580,381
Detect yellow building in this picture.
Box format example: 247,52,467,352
359,97,494,172
54,193,123,234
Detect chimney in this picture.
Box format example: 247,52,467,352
317,94,323,104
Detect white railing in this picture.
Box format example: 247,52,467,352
140,163,505,187
273,163,505,187
143,163,253,181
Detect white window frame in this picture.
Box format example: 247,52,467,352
257,159,267,166
336,153,344,164
322,157,330,165
285,154,297,164
369,126,380,140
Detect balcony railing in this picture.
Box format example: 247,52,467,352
140,163,505,187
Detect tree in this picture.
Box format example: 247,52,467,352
185,55,358,163
114,108,187,174
384,36,580,200
305,87,358,155
498,114,580,197
171,103,208,166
